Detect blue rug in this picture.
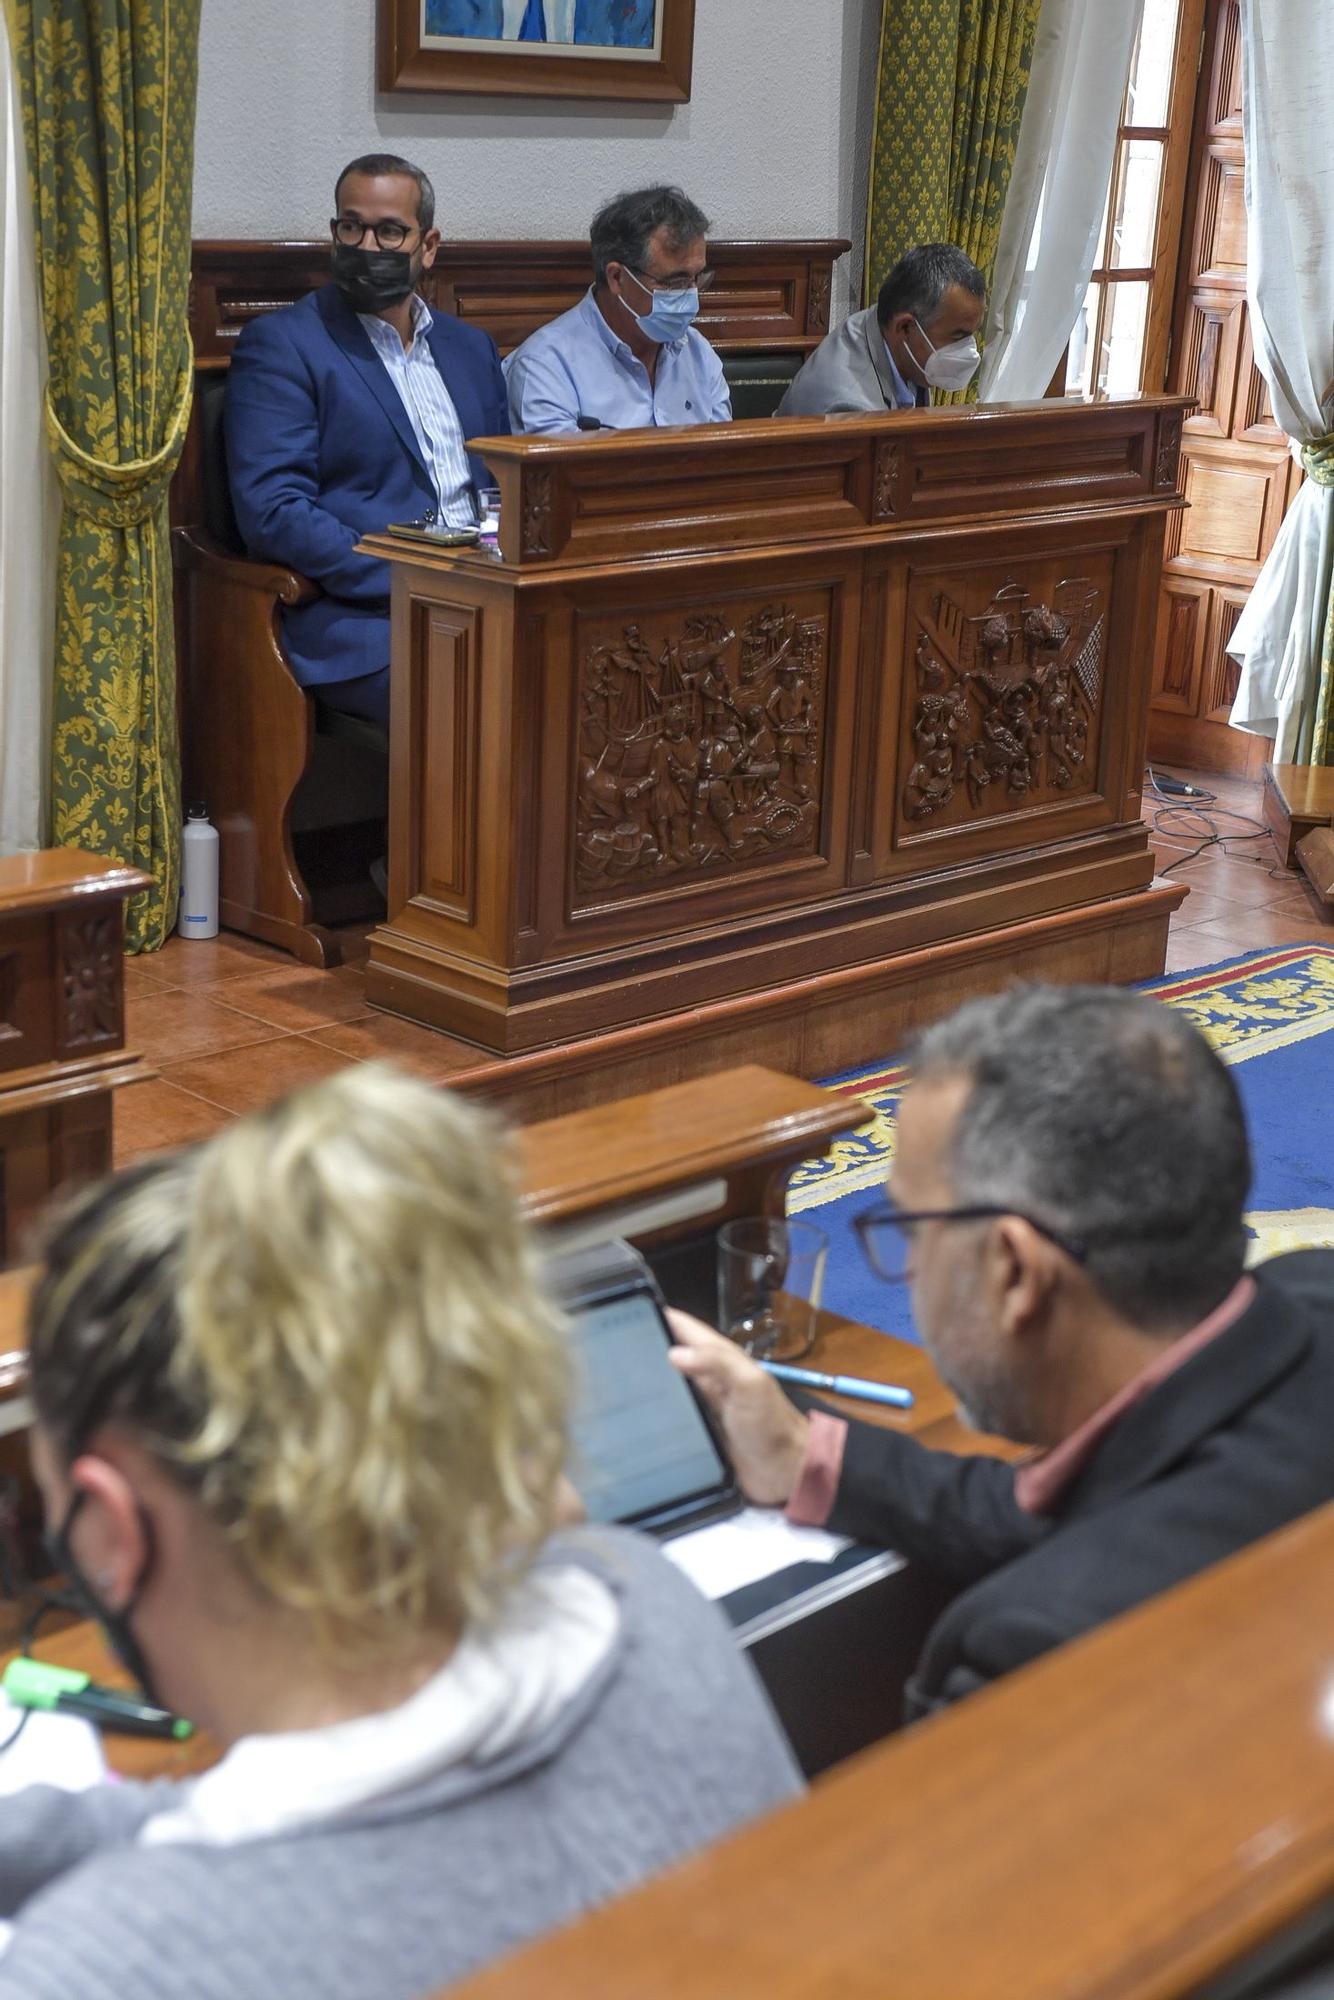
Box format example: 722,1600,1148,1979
788,943,1334,1342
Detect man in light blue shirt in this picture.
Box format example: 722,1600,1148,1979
505,185,732,435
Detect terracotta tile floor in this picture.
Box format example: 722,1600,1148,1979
113,765,1330,1169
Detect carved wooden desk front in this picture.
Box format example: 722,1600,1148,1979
363,399,1189,1113
0,851,148,1270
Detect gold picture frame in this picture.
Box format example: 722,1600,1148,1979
379,0,696,102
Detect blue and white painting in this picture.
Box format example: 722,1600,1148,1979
423,1,659,50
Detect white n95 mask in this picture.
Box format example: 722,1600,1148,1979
913,319,981,392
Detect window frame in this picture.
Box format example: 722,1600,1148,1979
1048,0,1208,399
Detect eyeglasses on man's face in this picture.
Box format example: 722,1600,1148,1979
622,263,715,295
852,1199,1088,1284
332,215,420,251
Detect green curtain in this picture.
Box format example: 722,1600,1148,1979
1300,437,1334,765
865,0,1042,399
3,0,200,950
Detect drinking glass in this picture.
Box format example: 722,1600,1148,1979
717,1217,827,1362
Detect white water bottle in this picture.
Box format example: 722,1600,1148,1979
178,802,220,939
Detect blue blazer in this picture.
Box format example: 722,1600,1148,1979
224,282,510,689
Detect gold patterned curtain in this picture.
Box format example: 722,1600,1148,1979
865,0,1042,395
2,0,200,949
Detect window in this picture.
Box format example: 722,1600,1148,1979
1053,0,1206,399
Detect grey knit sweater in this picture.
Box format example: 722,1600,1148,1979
0,1529,801,1999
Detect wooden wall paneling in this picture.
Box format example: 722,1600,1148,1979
1202,585,1252,723
1179,450,1285,572
1193,147,1249,286
1180,291,1244,439
186,239,850,369
1213,0,1243,127
426,240,846,357
1148,0,1288,777
1152,574,1210,715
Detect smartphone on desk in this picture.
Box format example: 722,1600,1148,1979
545,1238,741,1539
383,520,481,549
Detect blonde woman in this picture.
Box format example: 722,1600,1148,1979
0,1067,799,1999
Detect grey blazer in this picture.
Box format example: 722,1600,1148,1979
776,305,929,417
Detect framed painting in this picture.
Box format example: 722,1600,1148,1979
378,0,696,101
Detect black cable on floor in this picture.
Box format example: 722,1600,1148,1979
1144,767,1281,874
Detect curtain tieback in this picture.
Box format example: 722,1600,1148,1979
44,350,194,527
1300,432,1334,488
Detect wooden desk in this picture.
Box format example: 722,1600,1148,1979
0,1299,978,1790
448,1499,1334,2000
0,1615,219,1783
1264,762,1334,869
0,850,149,1270
0,1065,1001,1778
363,397,1189,1118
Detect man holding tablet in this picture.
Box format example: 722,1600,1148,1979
670,985,1334,1719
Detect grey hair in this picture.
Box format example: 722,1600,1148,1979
589,184,710,286
907,985,1250,1331
335,153,436,233
876,244,985,329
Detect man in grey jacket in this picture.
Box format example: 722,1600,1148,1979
777,242,986,417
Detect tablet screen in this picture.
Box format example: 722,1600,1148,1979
569,1287,732,1528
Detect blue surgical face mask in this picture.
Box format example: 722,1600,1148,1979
620,267,700,344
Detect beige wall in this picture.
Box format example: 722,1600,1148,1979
192,0,881,314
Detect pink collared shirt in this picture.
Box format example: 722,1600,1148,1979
785,1276,1257,1528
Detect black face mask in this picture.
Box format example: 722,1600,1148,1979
46,1491,163,1710
331,241,419,312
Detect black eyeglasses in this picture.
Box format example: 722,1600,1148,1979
852,1200,1088,1283
623,263,715,295
332,215,419,251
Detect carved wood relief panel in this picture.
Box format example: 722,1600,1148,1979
572,592,830,903
56,910,122,1056
897,557,1112,839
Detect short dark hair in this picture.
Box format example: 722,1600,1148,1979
876,244,985,330
589,185,710,286
334,153,435,233
909,985,1251,1331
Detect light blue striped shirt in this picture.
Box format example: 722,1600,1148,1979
504,288,732,435
358,296,477,525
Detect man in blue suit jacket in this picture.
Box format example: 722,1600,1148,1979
225,154,509,729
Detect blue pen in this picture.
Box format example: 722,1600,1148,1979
761,1361,914,1410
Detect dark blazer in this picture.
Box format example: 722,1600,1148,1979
824,1251,1334,1721
223,283,510,689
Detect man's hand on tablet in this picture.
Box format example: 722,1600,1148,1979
667,1310,810,1508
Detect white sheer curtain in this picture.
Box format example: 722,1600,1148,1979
1227,0,1334,760
0,8,57,853
976,0,1142,405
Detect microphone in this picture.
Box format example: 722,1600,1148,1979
575,414,615,432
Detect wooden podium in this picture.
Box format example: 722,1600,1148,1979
363,399,1189,1111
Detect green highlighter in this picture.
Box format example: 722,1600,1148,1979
3,1657,193,1740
